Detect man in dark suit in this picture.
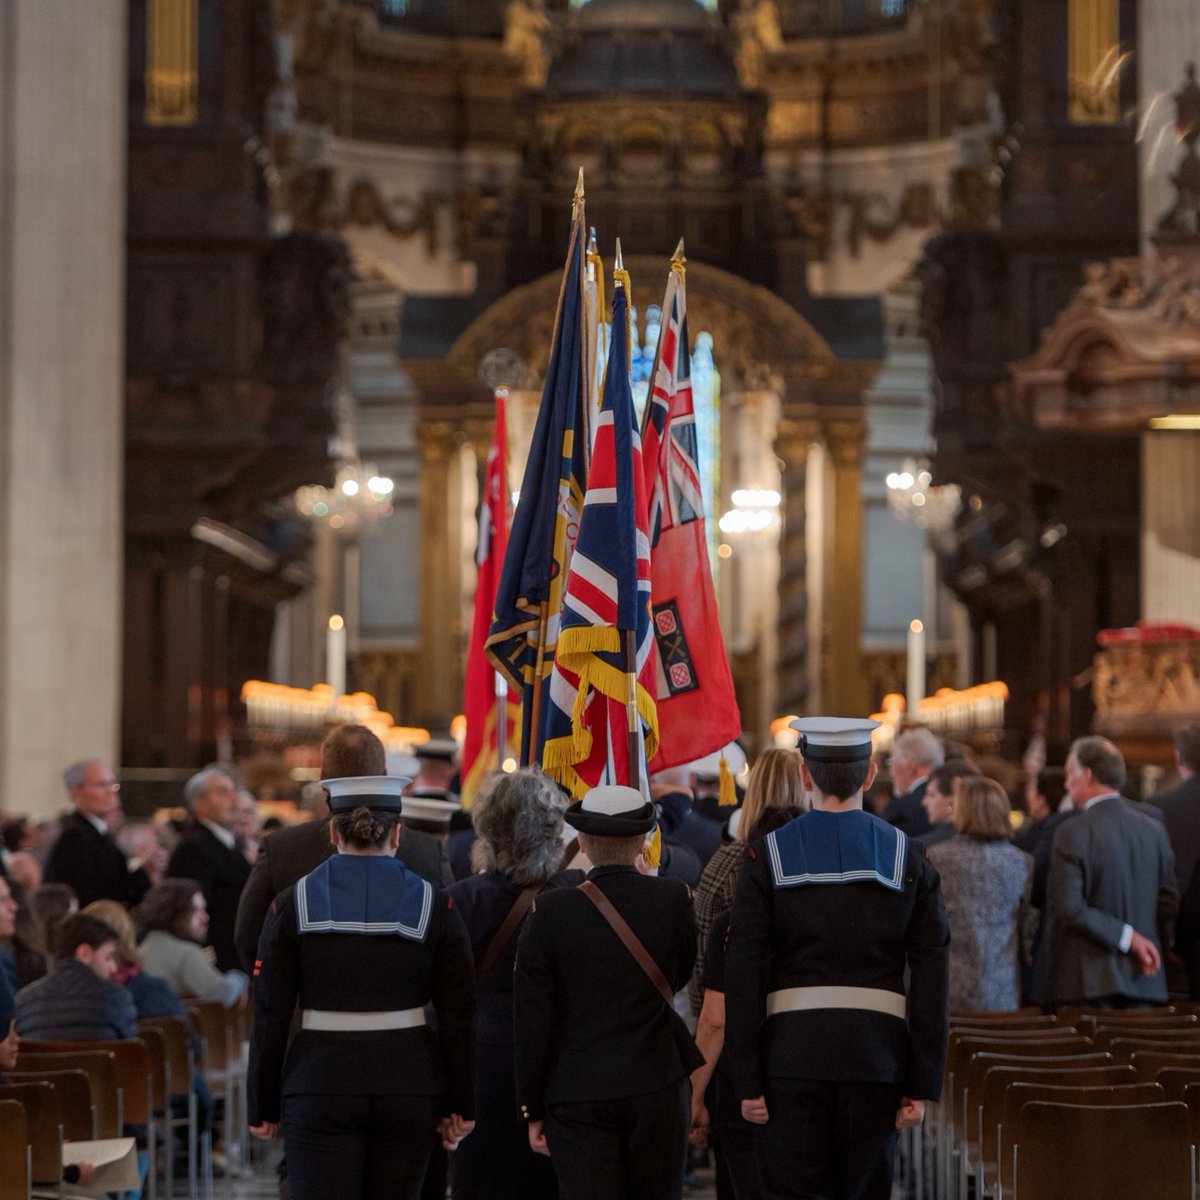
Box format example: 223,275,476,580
167,767,253,972
1149,724,1200,996
1043,736,1179,1007
233,725,454,973
881,727,942,837
514,784,702,1200
44,759,152,909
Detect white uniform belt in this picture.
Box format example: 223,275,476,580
301,1008,426,1032
766,986,907,1021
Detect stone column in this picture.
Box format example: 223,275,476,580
774,416,820,715
0,1,127,816
1142,430,1200,625
822,420,869,716
416,421,461,728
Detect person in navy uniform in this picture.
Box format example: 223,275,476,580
725,718,950,1200
248,775,476,1200
514,784,704,1200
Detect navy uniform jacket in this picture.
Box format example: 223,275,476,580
233,815,453,971
247,854,476,1126
167,823,252,972
725,809,949,1103
881,781,932,838
513,865,703,1121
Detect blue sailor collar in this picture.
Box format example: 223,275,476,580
295,854,433,943
765,809,907,893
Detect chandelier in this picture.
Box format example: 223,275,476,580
719,487,781,536
885,459,960,534
295,386,396,533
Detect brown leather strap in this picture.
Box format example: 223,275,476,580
579,880,674,1005
477,884,540,981
559,836,581,873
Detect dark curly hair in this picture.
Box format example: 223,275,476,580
332,805,401,850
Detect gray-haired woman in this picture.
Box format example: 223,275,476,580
448,768,583,1200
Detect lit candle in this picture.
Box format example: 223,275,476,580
326,614,347,704
907,619,926,720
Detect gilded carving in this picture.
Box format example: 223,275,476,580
503,0,556,89
732,0,784,89
1093,641,1200,721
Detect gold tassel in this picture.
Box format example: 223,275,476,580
644,823,662,869
718,753,737,807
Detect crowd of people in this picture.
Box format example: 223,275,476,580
0,715,1197,1200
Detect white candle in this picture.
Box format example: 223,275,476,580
326,614,347,704
907,619,926,720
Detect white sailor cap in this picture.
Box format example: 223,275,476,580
565,784,656,836
414,737,459,764
324,775,409,813
386,751,420,779
401,792,461,833
789,717,880,763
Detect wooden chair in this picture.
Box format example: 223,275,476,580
1057,1005,1176,1027
6,1069,95,1141
187,999,246,1189
14,1050,122,1138
1014,1101,1191,1200
996,1082,1164,1200
951,1011,1060,1029
1078,1013,1197,1039
20,1039,156,1200
955,1050,1111,1199
1107,1035,1200,1063
1157,1066,1200,1101
1131,1050,1200,1083
977,1063,1137,1199
0,1083,61,1189
140,1014,204,1200
1091,1026,1200,1054
0,1099,29,1200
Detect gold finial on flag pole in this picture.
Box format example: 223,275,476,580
614,237,624,273
572,168,585,218
672,238,686,266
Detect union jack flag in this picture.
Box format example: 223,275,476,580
543,274,659,797
640,259,741,772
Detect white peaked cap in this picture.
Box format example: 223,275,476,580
789,717,880,762
324,775,408,811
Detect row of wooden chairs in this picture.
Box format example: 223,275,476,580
925,1005,1200,1200
0,1011,223,1200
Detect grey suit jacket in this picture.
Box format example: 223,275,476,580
1044,796,1179,1005
233,815,454,970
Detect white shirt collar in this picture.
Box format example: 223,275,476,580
199,818,237,851
1084,791,1122,811
82,811,109,836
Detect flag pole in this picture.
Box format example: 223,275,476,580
494,671,507,770
527,600,550,766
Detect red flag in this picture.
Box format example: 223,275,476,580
462,389,520,805
640,258,741,773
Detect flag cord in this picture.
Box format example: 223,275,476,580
623,627,640,790
527,600,550,767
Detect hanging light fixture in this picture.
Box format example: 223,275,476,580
885,458,960,534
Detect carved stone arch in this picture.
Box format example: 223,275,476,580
446,254,836,391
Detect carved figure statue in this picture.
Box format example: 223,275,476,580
504,0,554,89
732,0,783,89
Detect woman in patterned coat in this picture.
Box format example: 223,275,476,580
927,776,1033,1012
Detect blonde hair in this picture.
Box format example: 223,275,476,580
81,900,140,966
738,748,807,841
952,776,1012,841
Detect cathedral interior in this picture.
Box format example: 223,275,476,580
4,0,1200,814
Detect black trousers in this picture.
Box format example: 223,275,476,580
758,1079,901,1200
283,1093,438,1200
545,1079,689,1200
